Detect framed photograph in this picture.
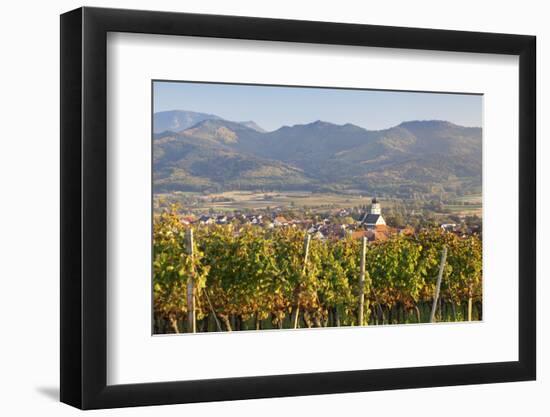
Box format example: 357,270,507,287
60,6,536,409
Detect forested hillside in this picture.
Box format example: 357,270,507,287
153,111,482,198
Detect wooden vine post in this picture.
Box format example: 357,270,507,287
291,234,311,329
186,229,196,333
429,246,448,323
358,236,367,326
467,292,473,322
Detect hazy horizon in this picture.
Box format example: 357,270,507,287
154,108,480,133
153,81,483,131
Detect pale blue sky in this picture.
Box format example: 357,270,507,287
153,81,482,132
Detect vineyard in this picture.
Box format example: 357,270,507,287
153,206,482,334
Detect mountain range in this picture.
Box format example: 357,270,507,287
153,110,482,197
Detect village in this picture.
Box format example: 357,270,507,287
174,198,482,242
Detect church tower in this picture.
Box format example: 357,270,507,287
361,197,386,229
370,197,381,214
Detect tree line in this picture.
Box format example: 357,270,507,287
153,206,482,333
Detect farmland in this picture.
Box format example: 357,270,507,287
155,190,377,212
154,190,482,220
441,193,482,217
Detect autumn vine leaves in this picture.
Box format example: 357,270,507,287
153,206,482,333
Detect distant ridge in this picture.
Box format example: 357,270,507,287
153,111,482,197
238,121,266,132
153,110,222,134
153,110,266,134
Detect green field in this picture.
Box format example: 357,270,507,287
155,190,379,213
154,190,483,219
441,194,482,216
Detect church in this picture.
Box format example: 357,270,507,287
361,198,386,229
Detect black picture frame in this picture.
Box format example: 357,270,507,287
60,6,536,410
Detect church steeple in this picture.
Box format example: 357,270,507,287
361,197,386,228
370,197,381,215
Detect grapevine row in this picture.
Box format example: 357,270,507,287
153,206,482,333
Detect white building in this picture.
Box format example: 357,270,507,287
361,198,386,229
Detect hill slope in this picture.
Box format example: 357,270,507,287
153,113,482,197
